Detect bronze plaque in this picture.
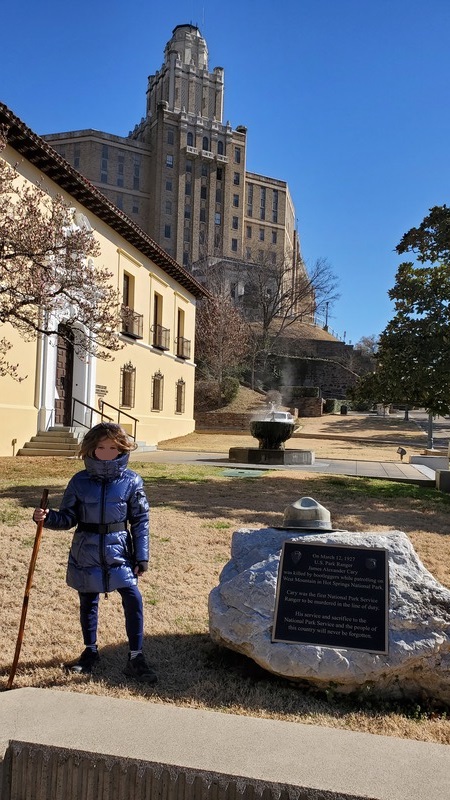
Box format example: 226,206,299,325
272,541,389,653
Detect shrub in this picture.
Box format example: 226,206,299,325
221,376,240,405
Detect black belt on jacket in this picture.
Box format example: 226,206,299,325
76,522,128,534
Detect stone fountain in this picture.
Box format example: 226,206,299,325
229,405,315,465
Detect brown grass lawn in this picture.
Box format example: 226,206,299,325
2,417,450,746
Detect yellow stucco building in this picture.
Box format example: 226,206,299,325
0,102,208,457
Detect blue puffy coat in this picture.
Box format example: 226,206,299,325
44,452,149,594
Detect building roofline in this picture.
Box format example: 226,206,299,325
0,101,209,300
172,24,201,35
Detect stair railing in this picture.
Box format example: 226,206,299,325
71,398,114,432
99,401,139,442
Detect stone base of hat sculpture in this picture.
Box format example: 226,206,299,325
208,498,450,703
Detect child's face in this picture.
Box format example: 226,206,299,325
94,437,122,461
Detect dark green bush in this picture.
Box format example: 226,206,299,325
221,376,240,405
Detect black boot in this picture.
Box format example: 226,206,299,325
123,653,157,684
65,647,100,674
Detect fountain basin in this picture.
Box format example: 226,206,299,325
250,420,294,450
229,447,315,465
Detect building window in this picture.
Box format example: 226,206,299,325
185,181,192,196
216,187,222,203
117,176,124,187
101,172,108,183
166,200,172,214
175,379,185,413
259,228,265,241
116,194,123,210
260,187,266,220
101,158,108,172
186,159,193,173
246,247,252,259
215,212,221,225
183,251,189,266
132,198,139,214
233,194,239,208
231,238,238,252
247,183,253,216
233,172,240,185
217,141,224,155
166,180,172,191
187,131,194,146
166,154,174,168
201,164,208,177
167,128,174,145
246,225,252,239
120,362,136,409
272,230,277,244
272,189,279,224
184,206,191,219
184,227,191,243
216,167,223,181
102,144,109,158
232,216,238,230
151,371,164,411
201,186,207,200
234,147,241,164
164,224,171,238
133,163,140,188
202,136,209,151
200,208,206,222
199,229,205,244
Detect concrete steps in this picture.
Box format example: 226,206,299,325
17,426,81,457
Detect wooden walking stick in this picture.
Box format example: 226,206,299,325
6,488,49,690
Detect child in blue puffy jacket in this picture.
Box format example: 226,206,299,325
33,422,157,684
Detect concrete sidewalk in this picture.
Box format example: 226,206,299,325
2,688,449,800
130,449,435,485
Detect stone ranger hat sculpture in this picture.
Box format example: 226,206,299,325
276,496,336,532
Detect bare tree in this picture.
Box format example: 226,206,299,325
239,254,339,388
195,293,250,405
0,133,123,377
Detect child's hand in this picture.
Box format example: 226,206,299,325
134,561,148,576
33,508,48,523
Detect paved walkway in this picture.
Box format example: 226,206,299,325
131,449,436,484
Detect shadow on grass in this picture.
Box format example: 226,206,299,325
1,471,450,536
2,633,446,719
0,483,68,509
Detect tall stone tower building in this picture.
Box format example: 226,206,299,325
43,24,309,314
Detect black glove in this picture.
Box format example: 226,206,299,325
136,561,148,574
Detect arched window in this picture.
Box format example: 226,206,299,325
151,371,164,411
202,136,209,151
120,362,136,408
175,379,186,413
187,131,194,146
217,141,224,155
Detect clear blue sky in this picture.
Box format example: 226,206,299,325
3,0,450,345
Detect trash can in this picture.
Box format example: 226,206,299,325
340,405,348,415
